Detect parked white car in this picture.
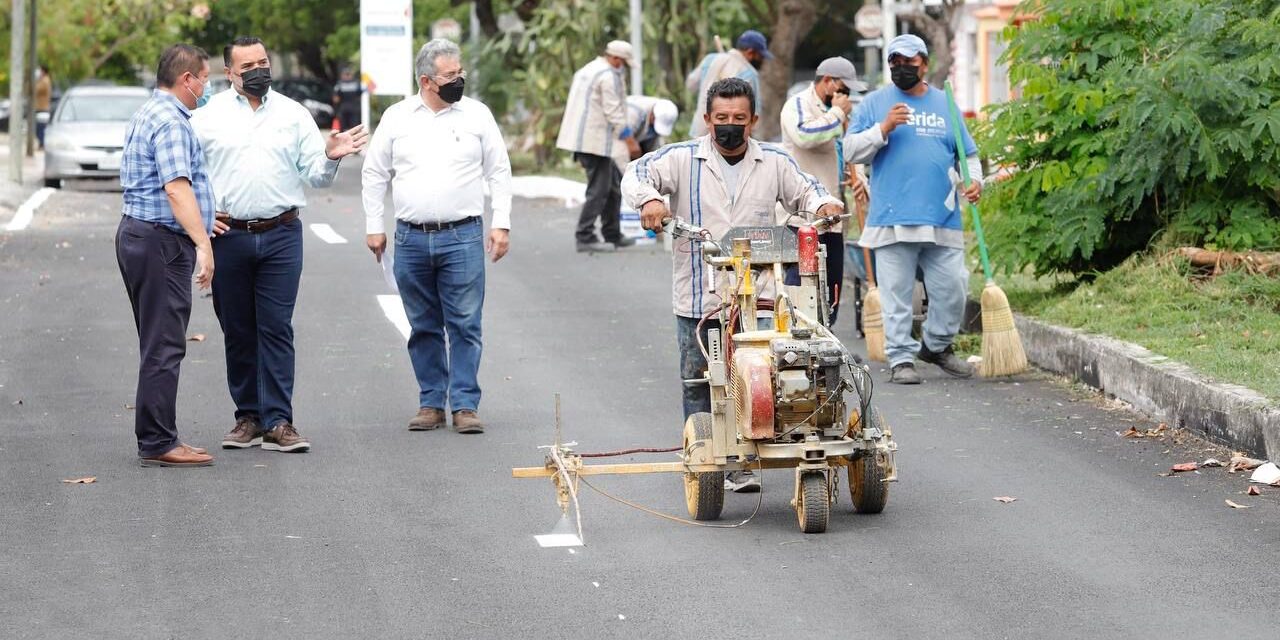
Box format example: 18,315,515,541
43,85,150,188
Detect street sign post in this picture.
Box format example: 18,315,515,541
855,5,883,38
360,0,414,127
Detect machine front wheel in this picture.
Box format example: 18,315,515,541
683,413,724,521
796,471,830,534
849,406,890,514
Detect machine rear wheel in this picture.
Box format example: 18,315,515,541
796,471,830,534
683,413,723,521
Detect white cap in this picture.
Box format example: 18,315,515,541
604,40,633,62
652,99,678,136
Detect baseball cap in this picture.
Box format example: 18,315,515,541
815,56,867,92
652,99,678,136
605,40,633,62
736,30,773,60
886,34,928,60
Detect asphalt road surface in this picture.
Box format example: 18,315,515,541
2,163,1278,639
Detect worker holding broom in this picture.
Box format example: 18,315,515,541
843,34,981,385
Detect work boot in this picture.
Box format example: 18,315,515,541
890,362,922,385
261,422,311,453
408,407,446,431
452,410,484,434
724,469,761,493
221,416,264,449
576,240,616,253
611,236,637,249
918,344,974,379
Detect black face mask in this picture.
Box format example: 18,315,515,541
713,123,747,151
749,56,764,70
823,85,850,109
437,76,465,104
240,67,271,98
891,64,921,91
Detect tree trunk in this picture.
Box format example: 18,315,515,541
757,0,818,141
899,0,963,87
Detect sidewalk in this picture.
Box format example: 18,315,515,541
0,132,48,211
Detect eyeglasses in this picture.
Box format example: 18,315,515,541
431,70,467,84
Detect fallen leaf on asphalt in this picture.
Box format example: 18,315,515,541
1121,423,1169,439
1201,458,1223,468
1228,455,1266,473
1170,462,1198,473
62,477,96,484
1225,499,1249,509
187,333,206,342
1247,486,1261,496
993,496,1017,504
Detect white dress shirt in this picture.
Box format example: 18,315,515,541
191,88,339,219
362,94,512,234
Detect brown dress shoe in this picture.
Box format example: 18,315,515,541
262,422,311,453
140,446,214,467
179,443,208,455
452,410,484,434
408,407,446,431
221,416,264,449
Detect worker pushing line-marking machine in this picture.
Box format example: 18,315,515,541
514,215,898,537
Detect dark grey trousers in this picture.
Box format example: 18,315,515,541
574,152,622,243
115,215,195,458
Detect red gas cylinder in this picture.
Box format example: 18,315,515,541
797,226,819,275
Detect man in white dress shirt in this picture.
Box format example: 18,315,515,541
362,39,512,435
192,36,367,454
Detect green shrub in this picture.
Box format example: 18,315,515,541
978,0,1280,276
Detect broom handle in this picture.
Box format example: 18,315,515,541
943,81,994,284
855,190,877,288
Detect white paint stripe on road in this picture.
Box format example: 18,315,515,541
4,187,57,231
308,223,348,244
377,294,411,340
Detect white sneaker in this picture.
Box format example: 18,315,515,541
724,469,761,493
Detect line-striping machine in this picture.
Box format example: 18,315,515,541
514,215,898,535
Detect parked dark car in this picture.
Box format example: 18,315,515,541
273,78,336,130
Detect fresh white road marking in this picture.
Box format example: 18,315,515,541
308,223,347,244
377,294,411,340
4,187,56,231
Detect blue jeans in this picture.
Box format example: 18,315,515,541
873,242,968,367
676,314,771,419
211,217,304,429
394,218,486,412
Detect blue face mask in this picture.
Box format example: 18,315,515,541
187,78,212,109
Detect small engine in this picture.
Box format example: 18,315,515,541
730,327,847,441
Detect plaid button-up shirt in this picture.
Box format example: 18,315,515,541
120,90,215,235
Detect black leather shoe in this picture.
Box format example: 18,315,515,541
890,363,922,385
918,344,974,378
611,236,637,248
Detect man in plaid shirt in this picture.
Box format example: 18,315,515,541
116,43,218,467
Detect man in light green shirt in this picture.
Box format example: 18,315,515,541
191,36,367,454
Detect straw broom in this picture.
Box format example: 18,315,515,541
855,192,886,362
944,82,1026,377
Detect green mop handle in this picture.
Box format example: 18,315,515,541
943,81,993,283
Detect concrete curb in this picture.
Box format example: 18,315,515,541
1016,315,1280,461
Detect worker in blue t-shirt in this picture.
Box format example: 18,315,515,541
843,34,984,385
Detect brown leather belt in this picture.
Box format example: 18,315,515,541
397,216,480,233
224,208,299,233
